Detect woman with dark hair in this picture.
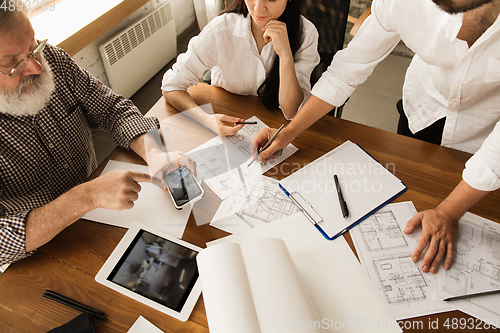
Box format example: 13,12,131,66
161,0,319,136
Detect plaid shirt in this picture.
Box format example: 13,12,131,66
0,43,159,264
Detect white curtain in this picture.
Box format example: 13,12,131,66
193,0,225,30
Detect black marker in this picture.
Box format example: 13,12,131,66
334,175,349,218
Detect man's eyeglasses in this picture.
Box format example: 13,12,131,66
0,39,47,78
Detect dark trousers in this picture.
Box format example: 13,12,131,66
397,99,445,145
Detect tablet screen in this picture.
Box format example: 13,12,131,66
107,229,199,313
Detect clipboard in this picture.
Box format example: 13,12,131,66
279,141,407,240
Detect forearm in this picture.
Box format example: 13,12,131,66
278,57,304,119
283,95,335,141
163,90,200,113
25,182,96,252
163,90,223,134
436,180,491,221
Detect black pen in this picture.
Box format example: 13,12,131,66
236,121,257,125
334,175,349,218
443,289,500,302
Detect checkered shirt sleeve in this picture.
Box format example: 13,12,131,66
50,44,160,148
0,43,159,265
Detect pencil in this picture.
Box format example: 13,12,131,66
236,121,257,125
247,124,285,167
443,289,500,302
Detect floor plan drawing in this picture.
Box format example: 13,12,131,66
210,176,300,234
360,210,409,252
183,116,298,200
434,213,500,324
372,253,428,305
440,220,500,296
350,201,454,319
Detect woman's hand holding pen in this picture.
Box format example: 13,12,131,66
251,126,291,162
208,114,245,136
262,20,292,60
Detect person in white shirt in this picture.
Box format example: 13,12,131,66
251,0,500,273
161,0,319,136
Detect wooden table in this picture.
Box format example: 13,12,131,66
1,84,499,332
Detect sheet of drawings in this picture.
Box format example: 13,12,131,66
434,212,500,326
210,176,300,234
350,201,455,319
186,116,298,200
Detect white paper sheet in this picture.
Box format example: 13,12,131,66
279,141,406,239
182,115,298,200
433,212,500,327
207,214,402,333
350,201,455,319
0,263,10,274
127,316,164,333
198,239,322,333
82,160,191,238
210,176,300,234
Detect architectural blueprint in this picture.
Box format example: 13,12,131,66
210,176,300,234
434,212,500,326
350,201,455,319
186,116,298,199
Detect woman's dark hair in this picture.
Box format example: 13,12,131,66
222,0,303,110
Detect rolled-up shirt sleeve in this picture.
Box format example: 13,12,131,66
0,211,34,265
311,0,401,107
462,121,500,191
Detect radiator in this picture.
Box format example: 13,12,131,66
99,2,177,99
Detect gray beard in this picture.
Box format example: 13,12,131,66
0,55,55,116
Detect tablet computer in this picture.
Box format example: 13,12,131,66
95,223,202,321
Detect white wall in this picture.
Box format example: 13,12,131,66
73,0,196,87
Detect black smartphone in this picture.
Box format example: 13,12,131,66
163,166,204,210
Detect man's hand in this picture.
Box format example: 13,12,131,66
404,180,490,274
404,208,459,273
251,127,291,162
90,170,151,210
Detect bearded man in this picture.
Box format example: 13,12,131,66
0,9,193,264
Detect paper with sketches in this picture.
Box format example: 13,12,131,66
433,212,500,327
210,176,300,234
83,160,191,238
127,316,164,333
350,201,455,319
185,116,297,200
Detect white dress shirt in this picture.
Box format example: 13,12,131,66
312,0,500,191
162,13,320,119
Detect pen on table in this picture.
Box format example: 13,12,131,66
443,289,500,302
247,124,285,167
334,174,349,218
236,121,257,125
43,290,108,320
